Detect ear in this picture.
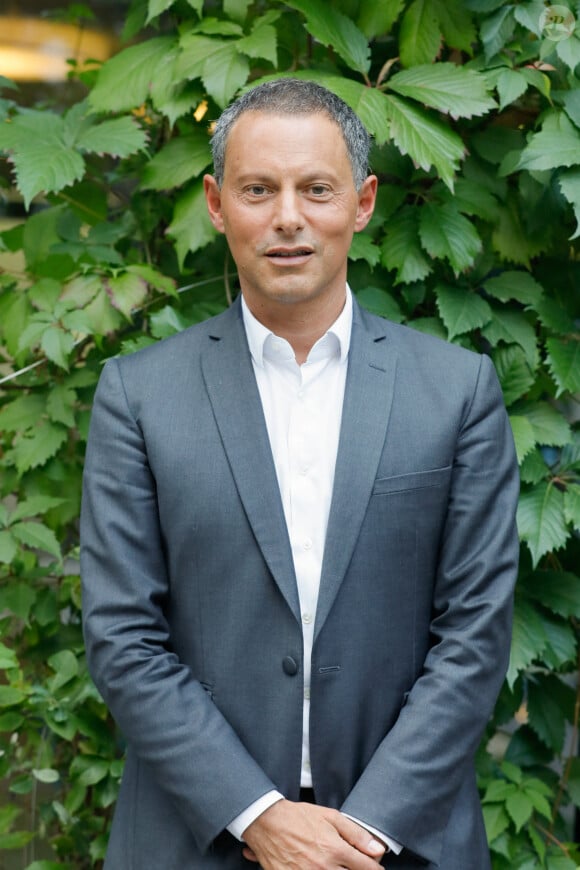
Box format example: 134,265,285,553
203,174,226,233
354,174,378,232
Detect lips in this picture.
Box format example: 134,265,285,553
265,247,314,259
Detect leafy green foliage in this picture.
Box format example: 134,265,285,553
0,0,579,867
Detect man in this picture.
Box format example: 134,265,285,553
81,78,519,869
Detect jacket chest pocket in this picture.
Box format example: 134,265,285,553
372,465,452,496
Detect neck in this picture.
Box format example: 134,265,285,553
242,292,347,365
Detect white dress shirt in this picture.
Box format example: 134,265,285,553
227,289,401,856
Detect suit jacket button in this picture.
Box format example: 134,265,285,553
282,656,298,676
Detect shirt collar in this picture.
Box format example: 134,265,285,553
241,287,353,368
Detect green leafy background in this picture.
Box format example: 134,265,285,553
0,0,579,867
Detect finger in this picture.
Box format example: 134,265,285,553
330,814,386,861
241,845,259,862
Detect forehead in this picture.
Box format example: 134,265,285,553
222,110,352,179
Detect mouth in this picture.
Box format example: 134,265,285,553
265,247,314,262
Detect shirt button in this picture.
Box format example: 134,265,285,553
302,612,313,625
299,465,309,475
304,687,311,700
303,538,312,550
297,390,305,399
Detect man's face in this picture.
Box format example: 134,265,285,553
204,111,377,318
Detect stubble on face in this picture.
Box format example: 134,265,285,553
204,110,377,346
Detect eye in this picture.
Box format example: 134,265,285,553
246,185,269,196
309,184,331,197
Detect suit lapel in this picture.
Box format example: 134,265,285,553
314,303,398,641
200,301,301,623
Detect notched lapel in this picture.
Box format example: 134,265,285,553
200,303,301,623
315,307,398,640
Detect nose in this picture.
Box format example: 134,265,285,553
273,188,304,234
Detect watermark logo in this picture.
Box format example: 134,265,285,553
539,5,576,41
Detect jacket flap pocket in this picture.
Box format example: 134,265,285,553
372,466,452,495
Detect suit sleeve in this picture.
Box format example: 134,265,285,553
341,353,519,864
80,359,276,853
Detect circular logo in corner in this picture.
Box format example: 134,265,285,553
539,5,576,41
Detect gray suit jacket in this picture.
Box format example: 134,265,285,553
81,297,519,869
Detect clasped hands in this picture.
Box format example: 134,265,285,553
242,798,387,869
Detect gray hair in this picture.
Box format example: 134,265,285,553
210,78,371,190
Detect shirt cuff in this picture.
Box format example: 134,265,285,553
227,791,285,841
342,813,403,855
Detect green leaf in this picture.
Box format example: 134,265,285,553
556,33,580,71
493,344,536,406
528,674,574,753
10,496,66,522
509,415,536,464
517,482,568,566
564,484,580,532
435,285,492,340
281,0,370,75
389,64,496,119
546,338,580,397
448,177,499,221
519,449,548,485
355,287,404,323
399,0,441,67
237,18,278,67
482,271,544,306
381,206,432,284
24,859,69,869
202,43,249,108
0,111,85,208
142,133,211,191
419,202,482,274
32,769,60,784
524,571,580,619
318,77,391,145
41,326,75,370
46,385,77,428
0,642,18,670
48,650,79,691
146,0,177,21
224,0,251,22
167,181,218,268
481,308,537,367
150,306,190,339
105,273,148,320
76,117,147,159
89,37,177,112
127,265,177,298
348,233,381,267
541,612,577,670
0,831,35,849
519,403,571,448
8,422,68,476
482,803,510,843
383,94,466,190
480,6,515,61
506,790,534,832
0,531,17,565
559,168,580,240
516,113,580,172
495,69,528,111
568,758,580,808
0,581,36,621
506,598,547,687
0,394,45,433
0,685,26,707
11,522,61,561
357,0,404,38
434,0,477,53
534,296,575,335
